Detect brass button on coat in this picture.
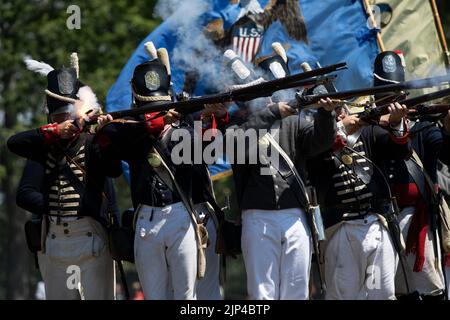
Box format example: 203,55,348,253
341,154,353,165
148,153,162,167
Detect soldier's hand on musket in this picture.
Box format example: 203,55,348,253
97,114,113,131
318,98,337,112
278,101,298,118
58,119,81,139
378,113,390,127
443,110,450,134
340,114,364,136
164,109,181,125
388,102,408,127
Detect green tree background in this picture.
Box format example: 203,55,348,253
0,0,450,299
0,0,161,299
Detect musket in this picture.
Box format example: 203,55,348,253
293,74,450,108
307,187,327,294
357,87,450,122
85,62,347,124
412,104,450,115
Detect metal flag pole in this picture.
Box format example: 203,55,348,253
362,0,386,52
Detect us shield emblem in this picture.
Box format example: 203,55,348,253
382,55,397,73
144,71,160,91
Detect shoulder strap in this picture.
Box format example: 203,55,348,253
404,159,433,213
64,152,114,225
263,129,310,210
346,128,363,149
408,150,442,271
149,147,206,278
150,147,196,216
408,150,438,203
59,160,85,198
43,159,84,218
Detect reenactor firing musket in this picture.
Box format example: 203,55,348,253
291,74,450,109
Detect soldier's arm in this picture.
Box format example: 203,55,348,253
372,102,411,160
7,126,54,162
371,123,410,160
225,101,291,132
422,124,444,166
94,113,163,158
297,107,337,158
222,102,295,164
7,118,85,161
297,98,337,157
439,111,450,165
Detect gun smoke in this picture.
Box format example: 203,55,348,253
154,0,237,94
153,0,301,111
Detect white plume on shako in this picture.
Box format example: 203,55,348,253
23,53,100,119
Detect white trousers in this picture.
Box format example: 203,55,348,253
38,217,115,300
134,202,197,300
395,207,445,296
446,266,450,299
241,208,312,300
195,216,223,300
324,215,398,300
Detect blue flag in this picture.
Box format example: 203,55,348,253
106,0,379,179
299,0,379,91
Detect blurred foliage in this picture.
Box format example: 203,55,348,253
0,0,160,111
212,172,247,299
0,0,160,299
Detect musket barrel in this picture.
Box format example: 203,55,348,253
359,87,450,121
299,74,450,108
399,86,450,107
414,104,450,115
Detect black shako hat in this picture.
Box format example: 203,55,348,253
131,60,170,101
131,41,172,107
373,51,405,86
46,67,84,114
24,52,100,117
373,51,405,101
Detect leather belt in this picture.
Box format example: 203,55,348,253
325,198,392,220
